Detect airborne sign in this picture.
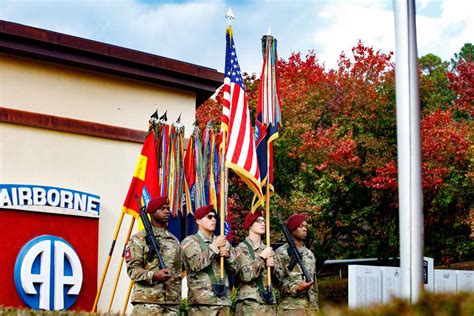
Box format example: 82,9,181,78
0,184,100,217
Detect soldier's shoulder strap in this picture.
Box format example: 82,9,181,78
242,240,265,293
242,240,256,260
195,233,225,283
194,233,207,251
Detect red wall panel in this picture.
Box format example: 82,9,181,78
0,209,98,311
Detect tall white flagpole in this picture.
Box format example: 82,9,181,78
393,0,424,302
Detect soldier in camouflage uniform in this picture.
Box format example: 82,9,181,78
125,196,181,315
235,210,276,315
274,214,319,315
181,204,238,316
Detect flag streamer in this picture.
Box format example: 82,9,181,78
184,131,196,215
254,33,282,297
252,35,281,211
168,120,185,240
184,129,198,236
193,126,207,210
168,122,185,217
158,122,170,198
260,35,281,126
203,122,219,210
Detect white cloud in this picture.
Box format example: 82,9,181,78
314,1,395,68
416,0,473,62
417,0,431,10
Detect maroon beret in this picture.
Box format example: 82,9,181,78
146,197,168,214
244,210,264,230
286,214,308,231
195,204,215,220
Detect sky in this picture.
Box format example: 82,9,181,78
0,0,472,74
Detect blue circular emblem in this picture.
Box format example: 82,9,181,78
14,235,83,310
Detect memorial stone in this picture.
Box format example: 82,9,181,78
435,269,457,293
349,265,382,308
381,266,401,303
456,270,474,292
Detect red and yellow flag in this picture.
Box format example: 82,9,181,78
122,131,160,218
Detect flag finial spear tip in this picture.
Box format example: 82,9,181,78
267,26,272,36
226,8,235,26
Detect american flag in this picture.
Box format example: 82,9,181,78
222,26,263,204
220,29,232,132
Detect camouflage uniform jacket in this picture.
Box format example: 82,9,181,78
274,243,319,310
235,238,275,304
181,230,238,306
125,226,181,305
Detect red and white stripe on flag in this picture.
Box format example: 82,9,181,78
226,81,263,203
221,77,231,132
222,26,263,204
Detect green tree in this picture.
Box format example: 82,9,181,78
450,43,474,70
419,53,453,112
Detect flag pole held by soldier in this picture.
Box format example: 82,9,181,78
181,204,238,314
235,210,276,314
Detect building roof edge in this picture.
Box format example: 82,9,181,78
0,20,223,107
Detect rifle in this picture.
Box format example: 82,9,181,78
135,195,166,270
275,213,313,283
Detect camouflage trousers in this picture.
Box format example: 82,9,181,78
131,303,180,315
188,305,231,316
277,297,319,316
235,299,276,315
